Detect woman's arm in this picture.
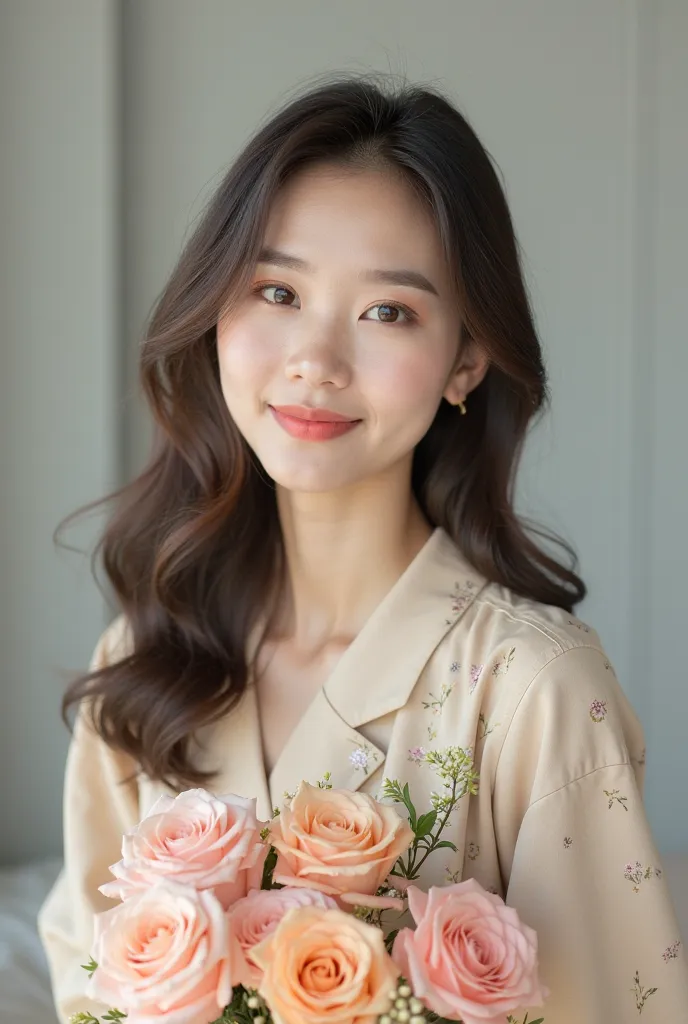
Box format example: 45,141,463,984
495,645,688,1022
38,620,140,1024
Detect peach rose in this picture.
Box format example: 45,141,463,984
100,788,265,909
392,880,548,1024
269,783,413,907
252,904,400,1024
87,881,232,1024
227,887,337,988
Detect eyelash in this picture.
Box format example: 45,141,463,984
251,282,418,326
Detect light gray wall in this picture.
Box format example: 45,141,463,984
0,1,120,863
1,0,686,864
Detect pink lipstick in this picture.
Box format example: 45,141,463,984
269,405,361,441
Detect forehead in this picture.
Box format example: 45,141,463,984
263,165,451,288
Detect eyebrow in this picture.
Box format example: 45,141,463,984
256,246,440,297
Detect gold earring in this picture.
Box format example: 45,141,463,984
457,400,467,415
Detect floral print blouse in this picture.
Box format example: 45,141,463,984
39,528,688,1022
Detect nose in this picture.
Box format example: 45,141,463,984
284,333,351,390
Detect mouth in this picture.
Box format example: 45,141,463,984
269,405,362,442
270,405,358,423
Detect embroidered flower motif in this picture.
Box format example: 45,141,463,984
423,682,453,716
604,788,629,811
477,713,499,741
450,661,460,673
466,842,480,861
663,941,682,963
407,746,426,765
568,618,590,633
632,970,658,1013
589,698,608,723
468,664,483,694
624,861,662,893
563,836,573,849
492,647,516,678
349,748,369,771
449,579,477,617
348,741,379,776
445,867,461,884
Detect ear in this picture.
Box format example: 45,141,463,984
443,338,489,407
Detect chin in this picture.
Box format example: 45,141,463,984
257,455,363,495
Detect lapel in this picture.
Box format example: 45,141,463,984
267,529,487,808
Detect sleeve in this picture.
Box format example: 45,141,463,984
37,618,140,1024
494,645,688,1023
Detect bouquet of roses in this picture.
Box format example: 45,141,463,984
72,750,546,1024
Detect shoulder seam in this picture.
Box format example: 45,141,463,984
472,592,602,654
522,761,635,813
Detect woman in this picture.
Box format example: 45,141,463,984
39,73,688,1022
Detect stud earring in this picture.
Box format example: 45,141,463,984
457,400,467,415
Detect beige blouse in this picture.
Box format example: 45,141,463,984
39,527,688,1022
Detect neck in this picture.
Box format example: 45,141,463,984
274,465,432,652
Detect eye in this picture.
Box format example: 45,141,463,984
362,302,416,325
256,284,300,307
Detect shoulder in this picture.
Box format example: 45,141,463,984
444,581,645,775
446,582,645,799
444,578,613,701
89,613,133,671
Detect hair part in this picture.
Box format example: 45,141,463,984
59,71,585,789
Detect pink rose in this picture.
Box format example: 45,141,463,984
87,881,231,1024
100,788,265,909
227,887,337,988
251,904,400,1024
392,880,548,1024
269,782,413,908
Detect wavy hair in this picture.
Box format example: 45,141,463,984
61,72,585,788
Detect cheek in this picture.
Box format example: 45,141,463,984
217,323,276,400
366,346,450,425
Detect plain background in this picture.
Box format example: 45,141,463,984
0,0,686,865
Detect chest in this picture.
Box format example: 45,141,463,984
253,637,351,776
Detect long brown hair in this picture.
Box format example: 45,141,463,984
61,72,585,788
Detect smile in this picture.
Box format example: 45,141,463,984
269,405,362,442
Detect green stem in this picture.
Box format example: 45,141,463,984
410,777,460,878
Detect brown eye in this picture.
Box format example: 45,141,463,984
260,285,299,306
363,303,412,324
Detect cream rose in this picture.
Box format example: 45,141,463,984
269,783,413,907
100,788,265,909
252,904,400,1024
392,880,548,1024
227,887,337,988
87,881,232,1024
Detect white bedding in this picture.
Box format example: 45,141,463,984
0,858,61,1024
1,855,686,1024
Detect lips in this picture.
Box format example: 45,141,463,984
269,405,361,442
270,405,357,423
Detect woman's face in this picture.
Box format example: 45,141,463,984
216,165,472,494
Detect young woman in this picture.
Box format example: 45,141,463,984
39,74,687,1022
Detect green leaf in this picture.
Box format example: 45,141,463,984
414,810,437,839
402,782,417,832
261,846,279,890
80,956,98,976
102,1011,128,1022
431,840,458,852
